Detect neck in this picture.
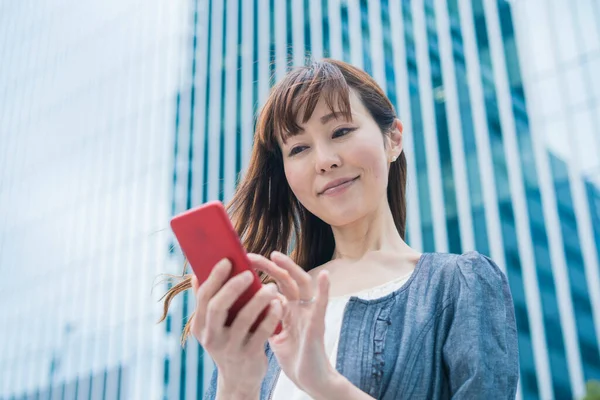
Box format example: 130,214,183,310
330,198,408,261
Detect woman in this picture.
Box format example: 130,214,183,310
159,59,519,399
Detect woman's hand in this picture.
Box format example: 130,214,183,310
189,258,283,398
249,251,338,398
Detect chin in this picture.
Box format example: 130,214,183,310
315,202,367,227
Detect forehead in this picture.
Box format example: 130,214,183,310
301,90,364,122
279,89,365,144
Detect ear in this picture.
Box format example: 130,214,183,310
387,119,403,161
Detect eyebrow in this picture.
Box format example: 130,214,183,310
320,111,351,125
282,111,353,144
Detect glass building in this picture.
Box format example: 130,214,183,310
0,0,189,399
1,1,599,400
509,0,600,398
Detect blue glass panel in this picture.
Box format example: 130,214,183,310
402,1,435,252
549,153,600,380
470,0,539,396
447,0,490,256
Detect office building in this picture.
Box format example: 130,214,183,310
2,1,599,399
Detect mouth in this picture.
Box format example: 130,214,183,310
319,176,360,196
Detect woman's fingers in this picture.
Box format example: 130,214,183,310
193,259,232,335
203,269,255,346
229,282,280,345
270,251,314,301
245,298,283,351
248,253,300,301
312,270,330,332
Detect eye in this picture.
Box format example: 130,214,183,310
332,127,354,138
289,145,308,156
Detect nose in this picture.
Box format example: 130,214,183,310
314,144,341,173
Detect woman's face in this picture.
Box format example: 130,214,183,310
279,90,401,227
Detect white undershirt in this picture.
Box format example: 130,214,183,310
271,272,413,399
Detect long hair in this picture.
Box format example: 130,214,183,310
157,59,408,345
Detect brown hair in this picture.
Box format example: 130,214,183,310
157,58,408,345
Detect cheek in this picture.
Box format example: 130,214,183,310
284,163,312,199
351,137,388,183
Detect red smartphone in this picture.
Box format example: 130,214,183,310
170,201,282,335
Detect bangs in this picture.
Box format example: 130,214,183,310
262,61,353,148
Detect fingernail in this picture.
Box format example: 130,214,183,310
272,299,281,314
240,270,253,282
264,282,277,292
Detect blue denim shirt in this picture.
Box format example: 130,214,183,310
203,251,520,399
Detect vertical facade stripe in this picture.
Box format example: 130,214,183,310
341,2,350,62
423,0,462,254
499,1,586,397
570,0,600,160
292,0,306,66
327,0,343,60
202,0,213,203
433,0,476,252
193,0,212,390
303,0,313,56
169,1,196,397
359,0,373,75
192,0,209,214
285,1,294,68
510,4,586,396
402,1,436,253
224,0,239,202
309,0,324,60
274,0,287,82
241,0,255,175
207,0,224,202
257,0,270,106
218,0,228,202
445,0,492,257
283,1,292,68
545,0,600,382
368,0,386,88
235,0,244,179
456,0,522,396
347,0,364,69
411,0,449,253
466,2,539,395
388,0,423,252
181,0,201,395
482,0,552,398
455,0,504,268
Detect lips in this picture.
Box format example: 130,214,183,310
319,176,359,195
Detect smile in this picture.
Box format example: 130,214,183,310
320,176,359,196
